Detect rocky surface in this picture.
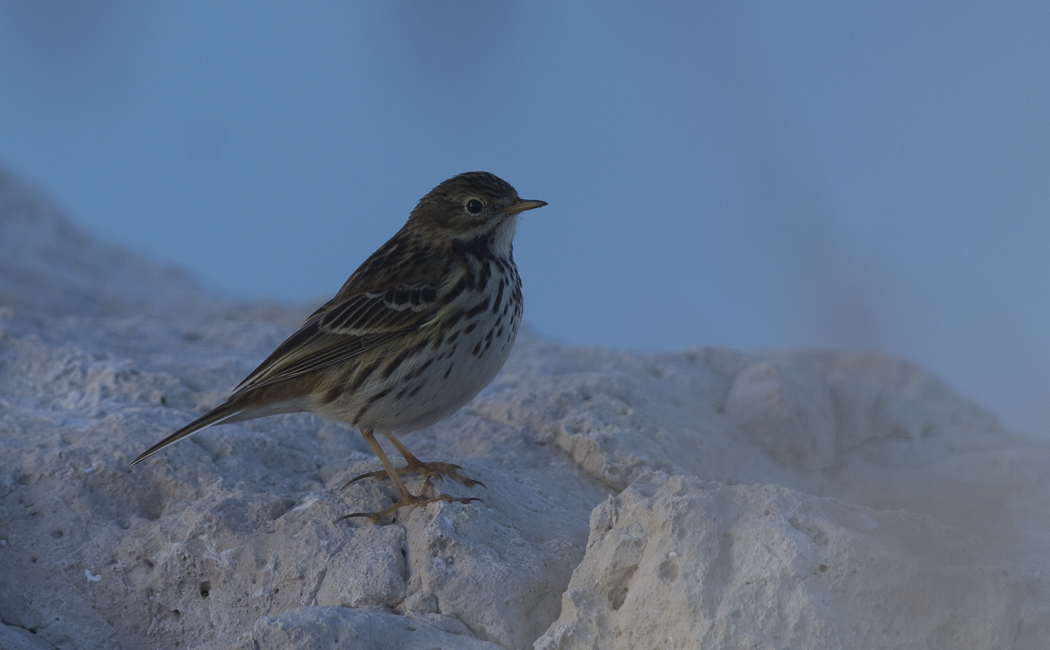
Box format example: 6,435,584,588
1,166,1048,649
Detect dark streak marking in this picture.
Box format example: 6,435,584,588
492,279,505,313
381,337,430,380
444,275,470,303
465,298,491,319
407,358,434,380
349,359,382,392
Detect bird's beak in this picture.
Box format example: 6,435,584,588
505,199,547,215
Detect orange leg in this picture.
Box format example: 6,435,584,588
337,428,481,523
341,433,483,490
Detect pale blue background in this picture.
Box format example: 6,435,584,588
2,2,1050,436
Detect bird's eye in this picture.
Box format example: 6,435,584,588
466,199,484,215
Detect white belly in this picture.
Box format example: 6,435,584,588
313,260,523,435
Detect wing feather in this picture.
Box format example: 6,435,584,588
231,233,449,395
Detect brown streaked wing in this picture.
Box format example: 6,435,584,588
319,282,440,335
231,237,449,395
230,320,403,395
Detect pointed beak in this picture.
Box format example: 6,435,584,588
505,199,547,215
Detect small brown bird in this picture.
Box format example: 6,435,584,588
131,172,546,521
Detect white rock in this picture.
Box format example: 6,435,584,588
0,623,58,650
251,606,505,649
3,165,1050,649
537,472,1050,649
315,525,407,609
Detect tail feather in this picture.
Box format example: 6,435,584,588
132,391,310,466
130,402,246,466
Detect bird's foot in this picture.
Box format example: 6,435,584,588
341,459,484,490
336,488,482,524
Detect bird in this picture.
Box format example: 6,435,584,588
130,171,546,521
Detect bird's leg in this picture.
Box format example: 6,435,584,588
354,428,416,501
342,433,484,489
385,433,484,488
338,428,480,523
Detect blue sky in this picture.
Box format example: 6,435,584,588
2,1,1050,436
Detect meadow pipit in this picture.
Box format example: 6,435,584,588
131,172,546,521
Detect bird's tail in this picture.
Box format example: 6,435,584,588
129,401,248,466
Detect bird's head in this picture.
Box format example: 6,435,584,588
408,172,546,253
